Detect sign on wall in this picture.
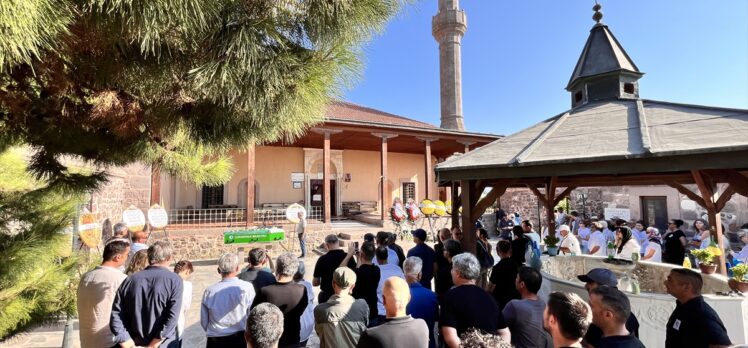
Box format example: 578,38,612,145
604,208,631,221
291,172,305,182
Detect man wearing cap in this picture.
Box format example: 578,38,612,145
406,229,436,289
559,224,581,255
314,267,369,348
577,268,640,347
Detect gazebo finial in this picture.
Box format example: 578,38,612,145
592,1,603,24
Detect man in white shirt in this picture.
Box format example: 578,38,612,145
202,253,256,347
374,246,405,321
129,230,149,257
77,239,130,348
372,231,399,267
588,222,608,257
521,220,541,247
297,210,307,258
558,225,581,255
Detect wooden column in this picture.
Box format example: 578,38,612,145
460,180,477,255
457,140,475,154
418,137,438,200
691,170,729,275
451,181,460,228
323,132,331,224
246,144,255,226
526,177,576,238
373,133,397,221
150,165,161,206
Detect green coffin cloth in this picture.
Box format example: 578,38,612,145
224,227,285,244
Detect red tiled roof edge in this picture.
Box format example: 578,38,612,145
325,100,438,129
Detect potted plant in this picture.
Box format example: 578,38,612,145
728,264,748,293
690,249,717,274
544,234,560,256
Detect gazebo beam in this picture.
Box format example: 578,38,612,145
553,186,577,206
691,170,727,276
471,183,511,221
722,169,748,197
667,181,707,208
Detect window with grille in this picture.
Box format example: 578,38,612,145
402,182,416,202
202,185,224,207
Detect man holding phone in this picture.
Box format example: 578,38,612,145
341,241,381,327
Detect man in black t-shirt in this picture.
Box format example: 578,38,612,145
433,228,452,296
487,241,520,310
239,248,277,293
440,253,510,348
313,234,356,303
543,292,591,348
341,241,381,326
662,219,687,265
588,286,645,348
664,269,731,348
577,268,640,347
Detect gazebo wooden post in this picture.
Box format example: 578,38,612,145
460,179,477,256
451,181,460,228
692,170,728,275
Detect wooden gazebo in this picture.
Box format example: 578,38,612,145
436,12,748,275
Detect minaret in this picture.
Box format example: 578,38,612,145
433,0,467,131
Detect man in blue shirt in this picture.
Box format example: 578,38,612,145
406,229,435,289
404,256,438,348
111,241,183,348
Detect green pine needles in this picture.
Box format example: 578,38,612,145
0,0,409,190
0,148,83,339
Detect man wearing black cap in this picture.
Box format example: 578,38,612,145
406,229,436,289
577,268,639,347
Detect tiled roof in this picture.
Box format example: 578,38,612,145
325,101,438,129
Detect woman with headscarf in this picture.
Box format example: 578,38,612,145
690,218,711,249
614,226,641,260
731,230,748,264
641,227,662,262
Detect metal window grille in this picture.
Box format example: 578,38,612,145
201,185,224,207
402,182,416,202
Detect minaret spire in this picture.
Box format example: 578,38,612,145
433,0,467,131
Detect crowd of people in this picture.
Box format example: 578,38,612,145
518,207,748,268
76,221,736,348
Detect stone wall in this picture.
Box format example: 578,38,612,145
151,223,332,261
494,185,747,234
89,163,152,224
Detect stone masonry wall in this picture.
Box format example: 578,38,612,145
89,163,152,224
151,223,332,261
494,185,747,235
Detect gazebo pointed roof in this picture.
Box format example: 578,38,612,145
566,23,642,91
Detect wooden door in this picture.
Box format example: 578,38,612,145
641,196,668,232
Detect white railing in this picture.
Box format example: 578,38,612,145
169,208,248,227
168,205,327,228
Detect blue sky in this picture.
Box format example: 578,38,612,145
342,1,748,136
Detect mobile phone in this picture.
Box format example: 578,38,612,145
354,241,360,253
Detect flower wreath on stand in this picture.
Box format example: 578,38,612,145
390,198,407,236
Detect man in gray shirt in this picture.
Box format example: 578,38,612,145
502,266,552,348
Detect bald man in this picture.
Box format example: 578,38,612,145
356,277,429,348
